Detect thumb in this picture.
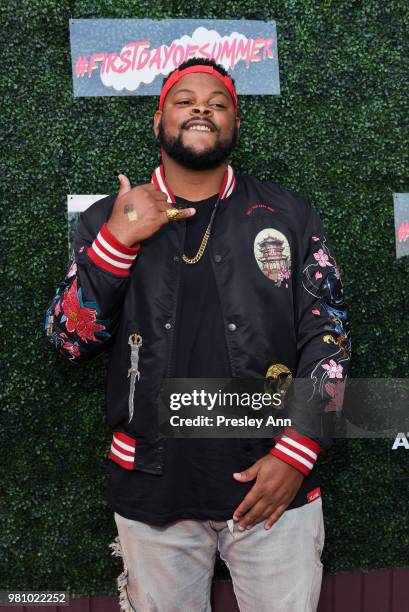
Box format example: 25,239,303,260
117,174,131,197
233,462,260,482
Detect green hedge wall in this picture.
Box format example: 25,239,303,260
1,0,408,596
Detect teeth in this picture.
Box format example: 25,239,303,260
188,125,211,132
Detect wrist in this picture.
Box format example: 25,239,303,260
87,223,140,276
106,220,140,248
270,428,323,477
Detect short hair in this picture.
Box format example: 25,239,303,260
162,57,236,89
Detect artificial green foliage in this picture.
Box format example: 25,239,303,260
1,0,408,596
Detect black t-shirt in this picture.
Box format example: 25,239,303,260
107,193,320,525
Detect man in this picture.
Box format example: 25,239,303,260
46,58,350,611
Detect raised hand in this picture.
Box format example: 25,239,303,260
106,174,196,246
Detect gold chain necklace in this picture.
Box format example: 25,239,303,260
181,198,220,265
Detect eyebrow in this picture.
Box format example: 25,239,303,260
172,88,230,99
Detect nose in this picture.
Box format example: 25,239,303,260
191,105,212,116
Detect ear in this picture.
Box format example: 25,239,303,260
153,110,162,138
235,115,241,131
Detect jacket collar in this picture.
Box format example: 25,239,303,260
151,164,236,204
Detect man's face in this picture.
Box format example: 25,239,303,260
153,72,240,170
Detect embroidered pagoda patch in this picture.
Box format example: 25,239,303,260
254,229,292,287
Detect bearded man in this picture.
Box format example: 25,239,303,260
46,58,350,612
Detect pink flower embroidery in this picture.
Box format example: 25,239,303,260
325,381,346,412
312,309,320,315
61,278,106,342
321,359,343,379
63,342,81,358
313,249,332,267
312,236,320,241
315,271,323,279
278,263,290,282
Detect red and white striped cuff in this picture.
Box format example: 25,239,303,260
87,223,140,276
109,431,136,470
270,428,323,476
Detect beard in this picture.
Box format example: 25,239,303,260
158,119,239,170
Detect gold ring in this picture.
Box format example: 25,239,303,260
166,207,182,222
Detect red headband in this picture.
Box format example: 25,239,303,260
159,65,238,114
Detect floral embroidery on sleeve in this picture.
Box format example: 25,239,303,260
321,359,343,378
45,253,111,362
324,380,346,412
60,278,108,343
301,235,351,404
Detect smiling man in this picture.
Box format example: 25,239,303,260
46,58,351,611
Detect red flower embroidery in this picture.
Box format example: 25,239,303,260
61,278,105,342
63,342,81,358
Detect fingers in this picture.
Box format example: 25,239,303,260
161,208,196,224
232,488,262,523
233,460,261,484
117,174,132,197
142,182,161,191
152,190,170,203
156,199,169,213
138,184,169,207
120,182,164,199
264,504,287,530
141,183,169,199
235,500,276,530
233,500,287,531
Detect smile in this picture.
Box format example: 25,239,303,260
187,125,212,132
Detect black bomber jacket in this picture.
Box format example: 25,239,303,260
45,165,351,478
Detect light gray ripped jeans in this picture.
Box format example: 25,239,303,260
109,497,324,612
